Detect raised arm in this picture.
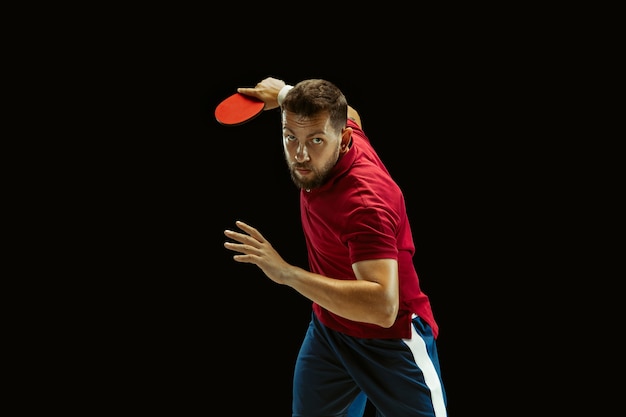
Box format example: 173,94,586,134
237,77,363,128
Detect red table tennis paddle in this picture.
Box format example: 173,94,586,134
215,92,264,126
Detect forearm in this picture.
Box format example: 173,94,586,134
283,266,397,328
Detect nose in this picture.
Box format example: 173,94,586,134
294,144,310,162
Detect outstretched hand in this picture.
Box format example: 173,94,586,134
237,77,286,111
224,220,292,285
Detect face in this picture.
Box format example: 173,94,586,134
282,110,345,190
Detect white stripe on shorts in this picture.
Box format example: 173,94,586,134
403,317,447,417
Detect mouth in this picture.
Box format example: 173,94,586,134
295,168,311,176
293,163,311,175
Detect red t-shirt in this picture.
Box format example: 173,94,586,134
302,119,439,339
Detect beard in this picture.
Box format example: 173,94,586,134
287,145,340,190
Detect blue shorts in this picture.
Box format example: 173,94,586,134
292,312,447,417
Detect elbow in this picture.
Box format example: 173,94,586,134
377,301,399,328
347,106,362,128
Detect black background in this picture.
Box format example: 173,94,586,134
152,62,466,415
32,9,594,414
82,33,531,415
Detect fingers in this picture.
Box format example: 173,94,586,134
223,231,257,257
236,87,255,94
233,220,265,242
223,230,246,245
224,221,265,245
236,87,259,99
223,239,254,256
224,223,260,263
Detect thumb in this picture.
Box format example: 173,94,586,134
237,87,259,98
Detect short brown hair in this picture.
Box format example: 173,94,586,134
282,79,348,133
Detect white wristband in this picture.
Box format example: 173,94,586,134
277,85,293,106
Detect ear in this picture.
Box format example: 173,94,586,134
341,127,353,153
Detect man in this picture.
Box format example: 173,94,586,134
223,77,447,416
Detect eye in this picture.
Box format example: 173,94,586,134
311,138,323,144
286,135,296,142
